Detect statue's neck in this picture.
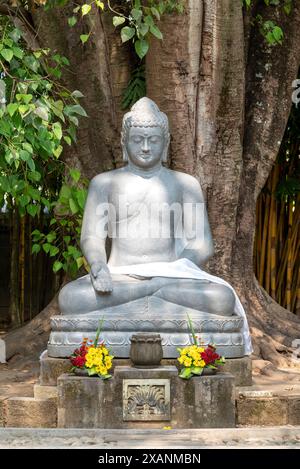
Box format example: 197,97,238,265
126,162,163,179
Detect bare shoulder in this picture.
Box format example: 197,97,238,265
164,168,201,189
89,168,125,189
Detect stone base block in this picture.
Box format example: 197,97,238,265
40,352,251,387
57,367,235,429
0,397,6,427
4,397,57,428
222,356,252,386
40,354,71,386
34,385,58,400
236,396,288,426
287,396,300,425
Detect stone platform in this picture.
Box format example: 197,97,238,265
39,352,252,387
57,367,235,429
47,297,245,358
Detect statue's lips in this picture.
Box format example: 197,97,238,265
137,154,153,160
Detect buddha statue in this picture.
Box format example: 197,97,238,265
48,98,252,358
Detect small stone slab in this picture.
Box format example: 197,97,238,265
123,379,170,421
0,339,6,363
236,397,288,426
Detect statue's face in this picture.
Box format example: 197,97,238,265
126,125,165,169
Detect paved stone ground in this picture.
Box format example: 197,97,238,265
0,427,300,448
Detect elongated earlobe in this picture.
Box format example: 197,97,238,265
123,149,128,162
162,134,170,163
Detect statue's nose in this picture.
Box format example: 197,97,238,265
142,139,150,152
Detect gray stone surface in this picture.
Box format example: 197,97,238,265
48,303,244,358
49,97,250,359
0,339,5,363
0,426,300,448
57,367,235,429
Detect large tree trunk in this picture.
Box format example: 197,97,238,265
147,0,300,366
3,0,300,367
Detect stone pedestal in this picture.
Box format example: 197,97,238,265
57,366,235,429
48,299,245,359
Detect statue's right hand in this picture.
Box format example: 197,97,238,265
90,261,113,293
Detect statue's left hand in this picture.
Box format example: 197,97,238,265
90,261,113,293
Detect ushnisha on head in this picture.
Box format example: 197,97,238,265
121,97,170,167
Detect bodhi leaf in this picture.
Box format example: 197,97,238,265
121,26,135,43
70,169,81,183
135,39,149,59
53,260,63,273
1,48,13,62
81,4,91,16
32,244,41,254
52,122,63,140
6,103,18,116
150,25,163,40
80,34,89,44
131,8,143,22
68,16,77,27
113,16,126,27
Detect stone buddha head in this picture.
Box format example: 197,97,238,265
121,97,170,169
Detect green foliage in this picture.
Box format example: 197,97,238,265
243,0,292,45
0,16,87,277
256,16,284,45
122,64,146,109
114,0,185,60
46,0,185,60
31,169,88,278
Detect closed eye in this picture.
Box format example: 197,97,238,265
132,137,143,144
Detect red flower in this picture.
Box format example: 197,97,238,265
70,355,86,368
201,346,220,365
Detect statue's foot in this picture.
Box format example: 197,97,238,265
152,278,235,317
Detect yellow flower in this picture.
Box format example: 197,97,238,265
104,356,112,369
183,358,192,367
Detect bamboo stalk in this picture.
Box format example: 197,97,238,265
286,200,293,311
28,216,33,320
19,215,26,324
259,189,270,286
255,196,262,276
270,165,278,299
9,206,20,326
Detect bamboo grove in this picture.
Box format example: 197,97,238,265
254,100,300,316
